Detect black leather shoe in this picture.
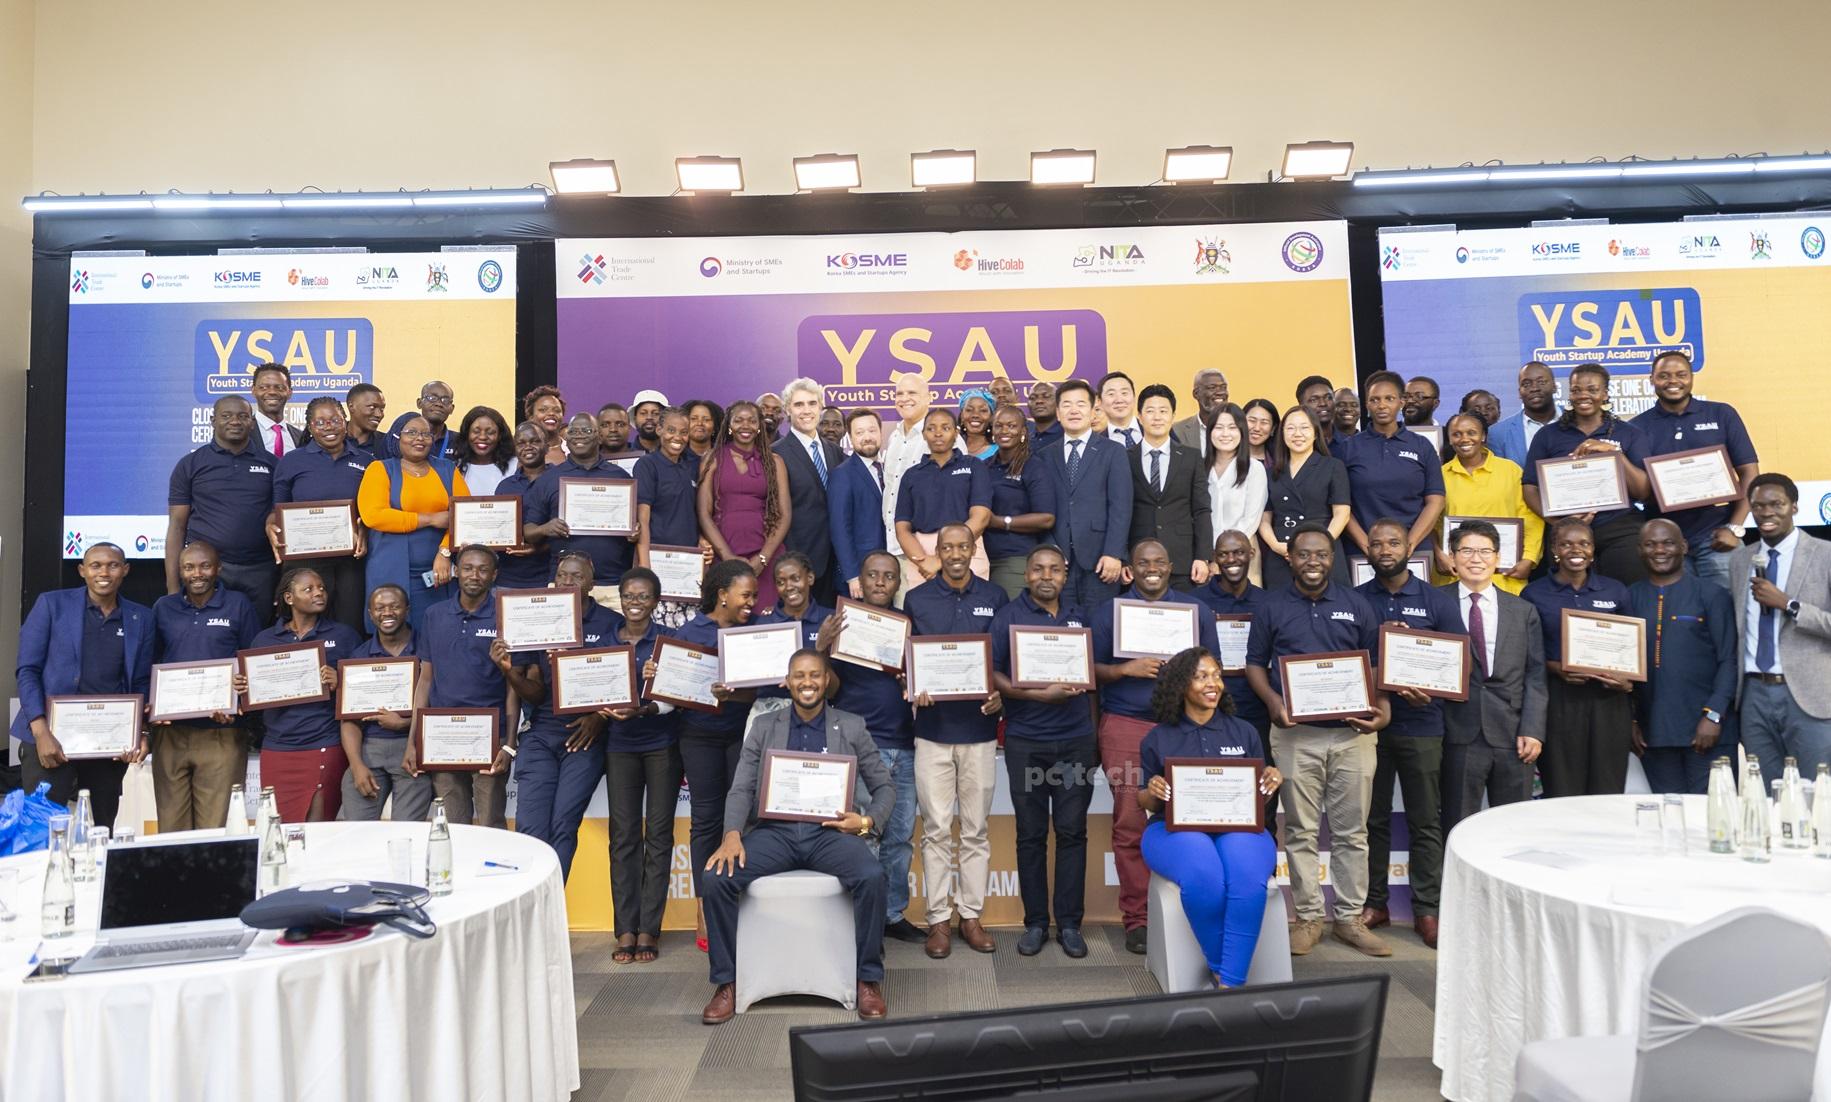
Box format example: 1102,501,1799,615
1124,926,1148,955
884,918,928,944
1059,927,1089,959
1016,925,1048,956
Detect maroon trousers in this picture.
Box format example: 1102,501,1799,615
1098,712,1155,931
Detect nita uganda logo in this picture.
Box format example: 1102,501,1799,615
1193,237,1230,275
577,253,608,285
1281,232,1323,273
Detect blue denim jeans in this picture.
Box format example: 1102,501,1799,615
876,747,918,924
1687,542,1732,590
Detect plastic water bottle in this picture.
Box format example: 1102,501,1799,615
41,816,76,940
223,784,248,835
1740,758,1771,863
427,799,454,897
1706,757,1736,854
258,813,288,896
1781,758,1811,849
71,790,96,883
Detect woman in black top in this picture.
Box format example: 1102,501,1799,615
1258,405,1351,589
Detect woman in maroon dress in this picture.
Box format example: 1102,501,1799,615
696,400,792,609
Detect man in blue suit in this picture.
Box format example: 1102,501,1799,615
1039,380,1133,610
827,409,887,600
14,542,156,830
1489,361,1558,468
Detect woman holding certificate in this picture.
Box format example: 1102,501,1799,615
636,407,713,629
1434,412,1542,594
242,566,362,822
1258,406,1351,590
697,401,791,610
1205,404,1268,586
269,396,372,629
357,414,470,632
1520,362,1653,585
1138,648,1282,988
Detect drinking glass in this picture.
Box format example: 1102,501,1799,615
1635,801,1663,853
1661,794,1688,856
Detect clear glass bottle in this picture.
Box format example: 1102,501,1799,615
41,815,76,940
70,790,96,883
1815,765,1831,858
427,798,453,897
254,787,279,848
1781,758,1811,849
258,813,288,896
223,784,247,835
1740,757,1772,863
1707,757,1736,854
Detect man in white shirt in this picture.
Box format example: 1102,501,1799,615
1098,371,1142,448
250,362,304,456
1731,473,1831,777
880,372,941,597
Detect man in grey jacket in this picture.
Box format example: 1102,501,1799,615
700,649,895,1025
1731,473,1831,776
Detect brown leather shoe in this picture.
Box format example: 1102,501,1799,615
701,983,736,1025
925,923,952,959
857,981,887,1019
1360,905,1391,929
1416,915,1439,950
959,917,997,954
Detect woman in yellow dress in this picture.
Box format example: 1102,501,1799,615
1434,412,1543,594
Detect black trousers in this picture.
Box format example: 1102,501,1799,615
218,559,279,623
316,553,367,631
1540,678,1633,798
703,820,886,986
1002,732,1096,930
1441,740,1536,833
22,755,129,832
1365,733,1444,916
607,746,682,937
679,724,743,897
1590,514,1648,587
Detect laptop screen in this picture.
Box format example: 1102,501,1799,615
98,837,260,931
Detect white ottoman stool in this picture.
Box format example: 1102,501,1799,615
735,869,858,1012
1146,872,1292,993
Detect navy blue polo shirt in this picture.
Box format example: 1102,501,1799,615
491,467,552,590
1033,421,1064,449
153,585,258,729
522,457,636,585
1094,587,1222,720
79,601,127,695
1245,582,1380,729
1520,417,1650,529
1630,398,1759,545
904,574,1008,743
1356,574,1463,738
1337,428,1445,535
832,605,914,749
1628,575,1738,748
786,706,829,753
386,413,459,462
1139,713,1268,828
1520,571,1634,664
168,441,276,566
420,591,514,727
674,613,753,736
346,428,392,461
602,619,680,753
634,448,702,549
1190,580,1270,729
271,440,375,505
894,453,993,534
984,455,1061,560
989,592,1092,742
248,616,363,749
752,602,833,701
528,601,623,744
347,633,417,741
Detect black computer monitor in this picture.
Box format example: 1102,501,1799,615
788,974,1388,1102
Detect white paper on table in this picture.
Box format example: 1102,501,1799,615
1503,848,1588,870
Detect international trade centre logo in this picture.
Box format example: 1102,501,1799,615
1193,237,1230,275
577,253,608,285
699,257,722,278
1281,232,1323,273
477,259,504,293
63,531,82,556
1380,245,1401,271
1802,226,1826,260
71,270,90,293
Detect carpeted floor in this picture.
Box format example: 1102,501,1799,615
569,921,1444,1101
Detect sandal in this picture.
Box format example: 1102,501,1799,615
612,939,637,965
634,941,659,964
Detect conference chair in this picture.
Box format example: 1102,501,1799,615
735,870,858,1013
1145,873,1293,993
1512,907,1831,1102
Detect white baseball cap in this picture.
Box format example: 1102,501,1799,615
630,389,669,408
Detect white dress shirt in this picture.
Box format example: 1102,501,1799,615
1745,528,1801,674
789,427,827,477
253,410,293,457
1105,420,1141,449
879,418,961,551
1207,459,1268,543
1138,440,1172,494
1457,582,1499,676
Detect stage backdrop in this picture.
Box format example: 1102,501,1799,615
555,222,1355,417
62,250,518,558
1379,216,1829,507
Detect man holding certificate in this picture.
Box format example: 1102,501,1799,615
337,584,434,823
1631,350,1760,587
1242,522,1392,958
523,412,637,609
1092,539,1220,955
1520,362,1654,584
700,650,894,1026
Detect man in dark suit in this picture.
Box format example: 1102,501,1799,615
1440,520,1548,836
774,378,848,604
700,649,895,1025
1129,384,1212,590
249,362,307,457
827,409,887,601
1039,379,1133,610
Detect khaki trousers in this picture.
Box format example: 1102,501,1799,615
1270,724,1375,922
151,725,249,833
433,769,509,829
914,739,998,926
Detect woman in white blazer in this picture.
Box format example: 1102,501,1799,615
1204,403,1268,585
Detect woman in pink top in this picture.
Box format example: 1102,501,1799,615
696,400,791,609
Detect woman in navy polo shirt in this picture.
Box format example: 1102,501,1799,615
1520,362,1653,584
1137,647,1283,988
984,405,1060,599
894,407,994,590
269,396,373,629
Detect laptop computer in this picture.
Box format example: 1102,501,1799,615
68,835,260,974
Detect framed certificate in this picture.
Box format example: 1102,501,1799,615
717,621,803,689
449,495,523,550
1376,623,1470,702
907,634,993,702
1560,609,1649,682
414,708,499,771
1213,615,1252,674
1277,650,1374,722
47,695,144,759
551,646,637,713
276,500,357,560
1007,625,1096,689
759,749,857,823
831,598,912,673
1111,598,1200,660
1646,445,1740,512
647,636,721,713
1535,454,1629,517
649,544,706,603
336,656,418,720
148,659,238,723
1349,556,1429,587
495,587,584,651
559,477,637,537
1164,757,1265,833
237,642,330,711
1441,516,1525,572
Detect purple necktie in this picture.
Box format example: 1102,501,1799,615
1468,592,1488,678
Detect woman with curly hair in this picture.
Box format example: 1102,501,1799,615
1137,647,1284,988
523,384,568,466
696,400,792,609
454,405,518,495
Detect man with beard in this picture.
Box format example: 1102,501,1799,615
828,409,886,600
166,395,277,613
1490,362,1558,468
1630,350,1759,587
628,389,668,454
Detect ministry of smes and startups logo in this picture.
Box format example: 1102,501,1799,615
133,535,150,553
1281,232,1323,273
1193,237,1231,275
577,253,608,284
1381,245,1401,271
426,263,450,292
1749,232,1773,261
1531,242,1580,260
214,270,262,287
1455,247,1470,264
698,257,722,279
477,259,504,292
1803,227,1827,260
141,272,155,289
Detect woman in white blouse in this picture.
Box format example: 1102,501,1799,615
1205,403,1268,585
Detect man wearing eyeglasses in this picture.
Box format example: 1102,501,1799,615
386,380,460,462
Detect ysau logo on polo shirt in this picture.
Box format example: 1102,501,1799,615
1692,421,1719,432
1330,611,1357,622
1403,606,1428,618
972,606,997,618
1589,600,1619,611
1398,450,1420,461
474,628,498,638
195,318,375,402
247,464,270,475
207,618,233,628
949,467,972,477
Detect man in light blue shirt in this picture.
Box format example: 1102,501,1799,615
1733,473,1831,777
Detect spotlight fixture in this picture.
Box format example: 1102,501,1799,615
793,154,861,191
549,159,622,194
1030,148,1096,187
675,156,744,193
911,149,976,188
1280,141,1355,180
1162,146,1233,183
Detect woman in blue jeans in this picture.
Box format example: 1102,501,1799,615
1138,647,1284,988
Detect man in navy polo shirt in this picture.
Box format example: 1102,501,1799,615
1340,371,1446,562
1092,538,1220,955
524,412,636,610
385,380,460,461
1631,350,1760,588
894,407,993,591
1192,530,1272,741
344,383,390,458
1243,521,1392,958
1355,518,1462,949
989,543,1096,959
902,524,1007,959
166,395,277,615
150,541,258,832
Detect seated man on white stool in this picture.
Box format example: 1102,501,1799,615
701,649,895,1025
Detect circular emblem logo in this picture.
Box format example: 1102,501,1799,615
477,259,504,293
1803,226,1826,260
699,257,722,278
133,535,150,552
1281,232,1323,273
1455,246,1470,264
1819,493,1831,526
140,272,154,289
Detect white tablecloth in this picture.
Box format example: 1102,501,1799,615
1435,793,1831,1102
0,822,579,1102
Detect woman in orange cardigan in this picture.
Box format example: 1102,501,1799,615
357,414,471,630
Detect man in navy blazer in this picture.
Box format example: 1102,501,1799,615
774,378,850,604
14,542,156,830
827,410,887,599
1039,380,1133,609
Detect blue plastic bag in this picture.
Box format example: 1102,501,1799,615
0,783,62,856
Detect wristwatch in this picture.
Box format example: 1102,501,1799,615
1003,515,1013,530
437,546,452,559
1787,599,1802,621
1703,708,1722,724
501,744,518,758
855,815,874,838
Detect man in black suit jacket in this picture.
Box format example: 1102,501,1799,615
1038,380,1133,610
1128,385,1212,590
250,362,307,457
773,378,848,604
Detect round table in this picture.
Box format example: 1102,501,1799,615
1434,793,1831,1102
0,822,579,1102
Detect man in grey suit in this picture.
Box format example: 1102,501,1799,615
700,649,895,1025
1440,520,1548,833
1730,473,1831,776
1170,368,1228,452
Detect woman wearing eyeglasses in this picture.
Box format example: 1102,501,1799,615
269,396,373,628
357,413,471,631
1434,412,1542,594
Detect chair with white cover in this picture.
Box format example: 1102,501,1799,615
1513,907,1831,1102
1146,873,1292,993
735,870,857,1012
